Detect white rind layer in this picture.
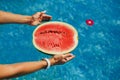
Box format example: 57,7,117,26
33,21,78,55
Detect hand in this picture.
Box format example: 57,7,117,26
49,53,75,65
30,11,52,25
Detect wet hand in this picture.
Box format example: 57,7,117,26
49,53,75,65
30,11,52,25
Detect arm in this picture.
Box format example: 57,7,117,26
0,11,52,25
0,61,47,79
0,53,75,79
0,11,32,24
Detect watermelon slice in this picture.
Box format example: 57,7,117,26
33,21,78,55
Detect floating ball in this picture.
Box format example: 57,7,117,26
86,19,94,26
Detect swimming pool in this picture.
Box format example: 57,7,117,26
0,0,120,80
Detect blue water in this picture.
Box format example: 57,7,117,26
0,0,120,80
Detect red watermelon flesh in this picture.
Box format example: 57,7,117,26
33,22,78,55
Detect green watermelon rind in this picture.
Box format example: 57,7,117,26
32,21,78,55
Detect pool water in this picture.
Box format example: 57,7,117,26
0,0,120,80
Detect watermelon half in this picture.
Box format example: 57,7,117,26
33,21,78,55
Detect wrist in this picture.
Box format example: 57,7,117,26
49,58,57,66
42,58,51,69
24,16,33,25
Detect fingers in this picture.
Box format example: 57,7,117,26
38,12,44,21
66,55,75,61
50,53,75,65
63,53,75,61
63,53,75,58
30,11,52,25
32,12,41,19
42,14,52,21
39,14,52,21
39,11,52,20
36,11,51,21
32,11,47,21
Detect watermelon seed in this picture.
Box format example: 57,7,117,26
40,31,47,34
52,44,60,48
48,30,53,33
40,30,65,34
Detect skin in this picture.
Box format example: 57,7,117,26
0,11,51,25
0,11,75,79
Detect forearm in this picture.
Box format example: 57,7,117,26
0,11,32,24
0,54,74,79
0,60,49,79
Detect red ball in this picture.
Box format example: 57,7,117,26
86,19,94,26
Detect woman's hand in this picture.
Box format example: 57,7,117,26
30,11,52,25
49,53,75,65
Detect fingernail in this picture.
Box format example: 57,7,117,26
42,10,47,13
70,53,74,55
71,54,75,57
